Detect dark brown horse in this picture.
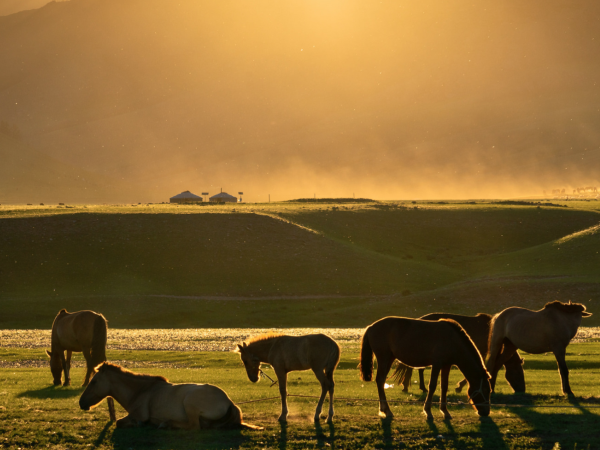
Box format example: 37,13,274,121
47,309,109,386
236,333,340,422
360,317,491,420
80,363,263,430
47,309,116,421
397,313,525,394
487,301,592,396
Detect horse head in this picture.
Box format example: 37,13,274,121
504,356,526,393
79,362,111,411
45,350,63,386
467,374,492,417
235,343,261,383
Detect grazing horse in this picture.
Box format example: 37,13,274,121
397,313,525,394
46,309,109,387
359,317,491,420
487,301,592,396
79,362,263,430
236,333,340,423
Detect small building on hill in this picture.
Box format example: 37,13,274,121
209,191,238,203
170,190,202,203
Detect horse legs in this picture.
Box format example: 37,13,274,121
423,364,441,421
439,365,452,420
375,354,394,419
275,368,289,422
552,346,573,396
82,348,93,386
419,368,428,393
326,369,335,423
398,366,410,392
488,338,517,392
312,368,329,422
455,377,468,393
61,350,72,387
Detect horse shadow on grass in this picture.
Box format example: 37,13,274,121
314,420,334,448
494,392,600,449
16,385,84,399
110,426,250,450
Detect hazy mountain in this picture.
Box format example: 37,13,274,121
0,132,145,203
0,0,54,17
1,0,599,202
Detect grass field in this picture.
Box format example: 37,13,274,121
1,338,600,450
1,200,598,328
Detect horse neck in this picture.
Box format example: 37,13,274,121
561,313,583,339
454,346,487,386
248,339,277,363
106,371,152,411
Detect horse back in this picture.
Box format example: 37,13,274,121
421,313,491,356
271,334,339,371
493,307,564,353
52,310,106,354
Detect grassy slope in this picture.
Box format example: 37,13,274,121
2,344,600,449
1,201,599,328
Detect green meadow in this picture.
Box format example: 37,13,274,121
0,200,598,328
1,344,600,450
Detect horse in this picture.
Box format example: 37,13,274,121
235,333,340,423
359,316,491,421
46,309,109,387
79,362,263,430
47,309,116,421
487,301,592,396
396,313,525,394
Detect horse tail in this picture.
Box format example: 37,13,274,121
358,328,374,382
90,314,108,366
388,361,410,385
486,312,505,370
326,340,341,377
212,403,263,430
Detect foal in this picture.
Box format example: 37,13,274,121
236,333,340,422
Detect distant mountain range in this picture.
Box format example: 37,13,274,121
1,0,599,203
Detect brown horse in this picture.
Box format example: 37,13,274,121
359,317,491,420
236,333,340,423
79,362,262,430
46,309,109,387
397,313,525,394
487,301,592,396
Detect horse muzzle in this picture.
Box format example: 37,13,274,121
79,398,91,411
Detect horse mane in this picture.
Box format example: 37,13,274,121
439,319,489,376
543,300,588,314
95,362,168,383
245,333,286,346
475,313,492,320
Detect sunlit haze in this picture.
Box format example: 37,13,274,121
1,0,599,202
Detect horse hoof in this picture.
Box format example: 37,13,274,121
378,411,393,420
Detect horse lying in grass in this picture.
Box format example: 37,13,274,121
359,316,491,421
487,301,592,396
236,333,340,423
79,362,263,430
396,313,525,394
46,309,109,387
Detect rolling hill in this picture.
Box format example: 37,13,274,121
1,203,598,327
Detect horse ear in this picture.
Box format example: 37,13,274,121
234,344,243,353
242,342,248,348
45,350,52,358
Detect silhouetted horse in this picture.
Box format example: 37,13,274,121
360,316,491,420
80,362,262,430
47,309,115,421
487,301,592,396
236,333,340,422
397,313,525,393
